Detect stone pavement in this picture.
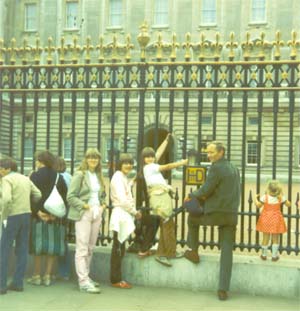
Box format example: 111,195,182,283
0,279,298,311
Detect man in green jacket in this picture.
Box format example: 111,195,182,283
184,141,240,301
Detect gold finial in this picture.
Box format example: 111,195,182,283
7,38,18,64
287,30,300,60
241,32,253,60
137,21,150,60
182,32,192,61
96,35,105,63
225,32,238,60
211,32,223,60
110,34,119,62
194,32,208,61
19,37,31,64
0,38,5,65
154,32,163,60
45,37,55,64
57,37,67,63
125,34,134,62
272,31,284,60
255,32,270,60
83,36,94,63
32,37,43,64
71,36,81,63
170,33,179,61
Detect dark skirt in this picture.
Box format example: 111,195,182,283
29,218,66,256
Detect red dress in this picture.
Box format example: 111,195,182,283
256,195,287,234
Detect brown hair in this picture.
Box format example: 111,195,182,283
0,156,18,172
54,156,67,173
116,153,134,171
266,180,282,198
138,146,156,176
35,150,55,168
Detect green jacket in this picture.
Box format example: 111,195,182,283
189,158,240,214
67,170,106,221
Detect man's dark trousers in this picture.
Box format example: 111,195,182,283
187,212,237,291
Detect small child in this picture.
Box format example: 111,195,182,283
255,180,291,261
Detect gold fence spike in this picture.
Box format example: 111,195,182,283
96,36,105,63
287,30,300,59
170,33,179,61
125,34,134,62
256,32,270,60
110,34,119,62
71,36,81,63
137,21,150,60
155,32,163,60
57,37,67,63
7,38,18,64
272,31,284,60
83,36,94,63
212,32,223,60
18,37,31,64
194,32,208,61
32,37,43,64
241,32,253,60
45,37,55,64
225,32,238,60
0,38,6,65
182,32,192,61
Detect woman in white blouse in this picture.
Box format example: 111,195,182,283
109,153,142,289
67,148,106,294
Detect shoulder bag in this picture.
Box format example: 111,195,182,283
44,174,66,218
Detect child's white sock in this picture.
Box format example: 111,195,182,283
261,245,268,257
272,244,279,258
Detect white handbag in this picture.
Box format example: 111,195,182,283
43,174,66,218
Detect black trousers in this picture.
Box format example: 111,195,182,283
110,231,126,284
139,214,160,252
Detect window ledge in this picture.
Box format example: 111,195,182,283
198,23,217,29
106,26,123,31
23,30,38,33
248,21,268,26
151,24,169,30
63,28,80,32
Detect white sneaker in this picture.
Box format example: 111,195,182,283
79,283,101,294
89,278,100,287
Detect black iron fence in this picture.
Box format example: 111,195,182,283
0,28,299,255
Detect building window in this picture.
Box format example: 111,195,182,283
201,116,212,125
247,140,258,165
25,3,37,31
248,116,258,126
64,114,73,124
251,0,266,23
106,138,119,162
154,0,168,26
66,1,78,29
110,0,122,27
24,137,33,159
63,137,72,160
201,0,216,25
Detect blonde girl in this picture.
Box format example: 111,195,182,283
255,180,291,261
67,148,106,293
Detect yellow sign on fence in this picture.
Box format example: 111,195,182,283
185,166,207,185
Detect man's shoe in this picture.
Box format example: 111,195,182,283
89,278,100,287
155,256,172,267
260,255,267,260
217,290,228,301
271,256,279,262
8,284,24,292
184,250,200,264
27,275,41,286
79,283,101,294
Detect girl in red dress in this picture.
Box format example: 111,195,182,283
255,180,291,261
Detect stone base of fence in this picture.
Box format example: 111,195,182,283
18,245,299,299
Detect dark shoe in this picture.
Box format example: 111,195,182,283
272,256,279,262
155,256,172,267
218,290,228,301
184,250,200,264
112,281,132,289
8,284,24,292
0,289,7,295
260,255,267,261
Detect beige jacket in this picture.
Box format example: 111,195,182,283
1,172,42,221
67,170,106,221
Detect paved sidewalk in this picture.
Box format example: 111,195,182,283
0,280,298,311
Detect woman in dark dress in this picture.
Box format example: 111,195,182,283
28,150,67,286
